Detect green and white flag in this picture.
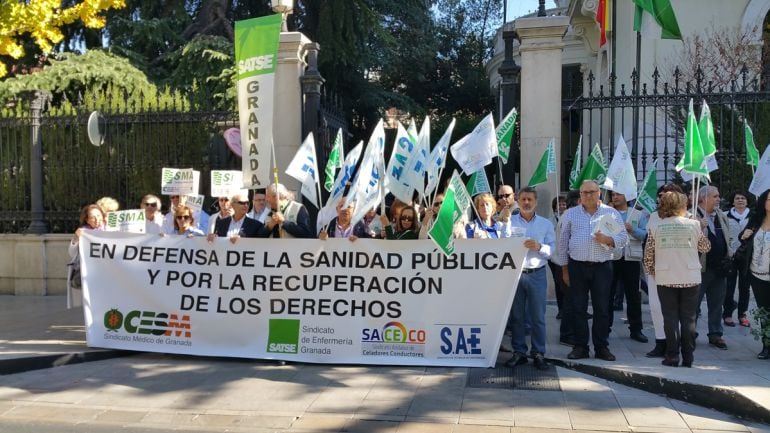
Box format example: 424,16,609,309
699,101,718,173
746,120,760,167
568,137,583,190
633,0,682,40
636,160,658,214
575,143,607,186
603,135,638,200
749,146,770,196
235,14,282,189
528,138,556,187
466,169,491,197
676,99,708,178
429,171,472,256
324,129,344,192
496,108,517,164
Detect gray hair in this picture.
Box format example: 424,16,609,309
267,183,289,199
698,185,718,203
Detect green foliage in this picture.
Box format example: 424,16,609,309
166,35,236,106
750,307,770,343
0,50,154,105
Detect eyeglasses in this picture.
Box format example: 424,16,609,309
579,190,599,195
497,193,512,200
433,201,443,207
143,202,158,207
400,216,414,221
236,201,249,205
175,215,191,220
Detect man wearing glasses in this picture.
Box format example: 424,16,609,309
247,189,270,224
207,192,267,243
496,185,519,220
558,180,628,361
141,194,164,234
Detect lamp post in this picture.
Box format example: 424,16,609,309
537,0,546,16
272,0,293,32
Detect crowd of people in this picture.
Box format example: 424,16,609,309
67,180,770,366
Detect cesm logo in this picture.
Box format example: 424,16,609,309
103,308,191,338
267,319,300,354
439,326,482,355
362,321,426,344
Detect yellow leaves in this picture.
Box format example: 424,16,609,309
0,0,126,78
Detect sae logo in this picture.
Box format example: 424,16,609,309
439,326,482,355
267,319,300,354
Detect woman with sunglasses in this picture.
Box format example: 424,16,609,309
382,206,419,240
141,194,164,234
171,205,205,237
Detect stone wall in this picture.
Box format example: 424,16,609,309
0,234,71,296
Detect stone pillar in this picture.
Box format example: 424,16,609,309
274,32,312,194
515,16,569,217
27,91,49,234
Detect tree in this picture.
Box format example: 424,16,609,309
0,0,126,78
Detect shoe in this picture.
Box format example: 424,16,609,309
505,352,528,368
661,356,679,367
682,353,693,368
646,340,666,358
532,353,549,370
709,337,728,350
567,347,590,359
758,347,770,360
630,331,649,343
739,317,750,327
559,338,575,347
594,348,616,361
723,317,736,327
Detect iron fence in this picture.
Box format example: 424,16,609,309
563,65,770,199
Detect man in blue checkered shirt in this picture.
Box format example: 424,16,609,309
558,180,628,361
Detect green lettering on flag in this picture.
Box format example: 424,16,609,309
466,169,491,197
569,139,582,190
528,139,556,187
324,129,344,192
429,171,471,256
633,0,682,40
637,159,658,214
746,120,759,167
575,143,607,186
496,109,517,163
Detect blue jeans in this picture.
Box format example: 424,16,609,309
511,266,547,355
699,269,726,338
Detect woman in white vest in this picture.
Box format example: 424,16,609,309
643,191,711,368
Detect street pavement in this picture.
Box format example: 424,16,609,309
0,295,769,433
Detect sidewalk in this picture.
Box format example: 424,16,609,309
0,295,768,433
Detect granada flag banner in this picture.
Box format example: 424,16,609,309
235,14,282,189
80,231,526,368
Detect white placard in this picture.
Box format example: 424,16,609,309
161,168,196,195
104,209,146,233
210,170,244,198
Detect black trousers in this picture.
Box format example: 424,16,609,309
568,259,612,350
609,258,643,333
657,284,699,359
724,270,751,319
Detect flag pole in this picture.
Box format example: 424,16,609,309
271,138,282,238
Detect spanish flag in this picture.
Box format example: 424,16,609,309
597,0,611,48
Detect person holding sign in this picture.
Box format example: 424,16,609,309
68,204,106,308
464,193,509,239
382,206,419,240
319,198,368,241
504,187,555,371
141,194,164,234
265,183,313,238
170,205,205,237
207,192,267,243
733,189,770,359
558,180,628,361
643,192,710,367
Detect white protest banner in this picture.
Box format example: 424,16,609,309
211,170,244,198
161,167,196,195
81,232,526,368
235,14,282,189
104,210,146,233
